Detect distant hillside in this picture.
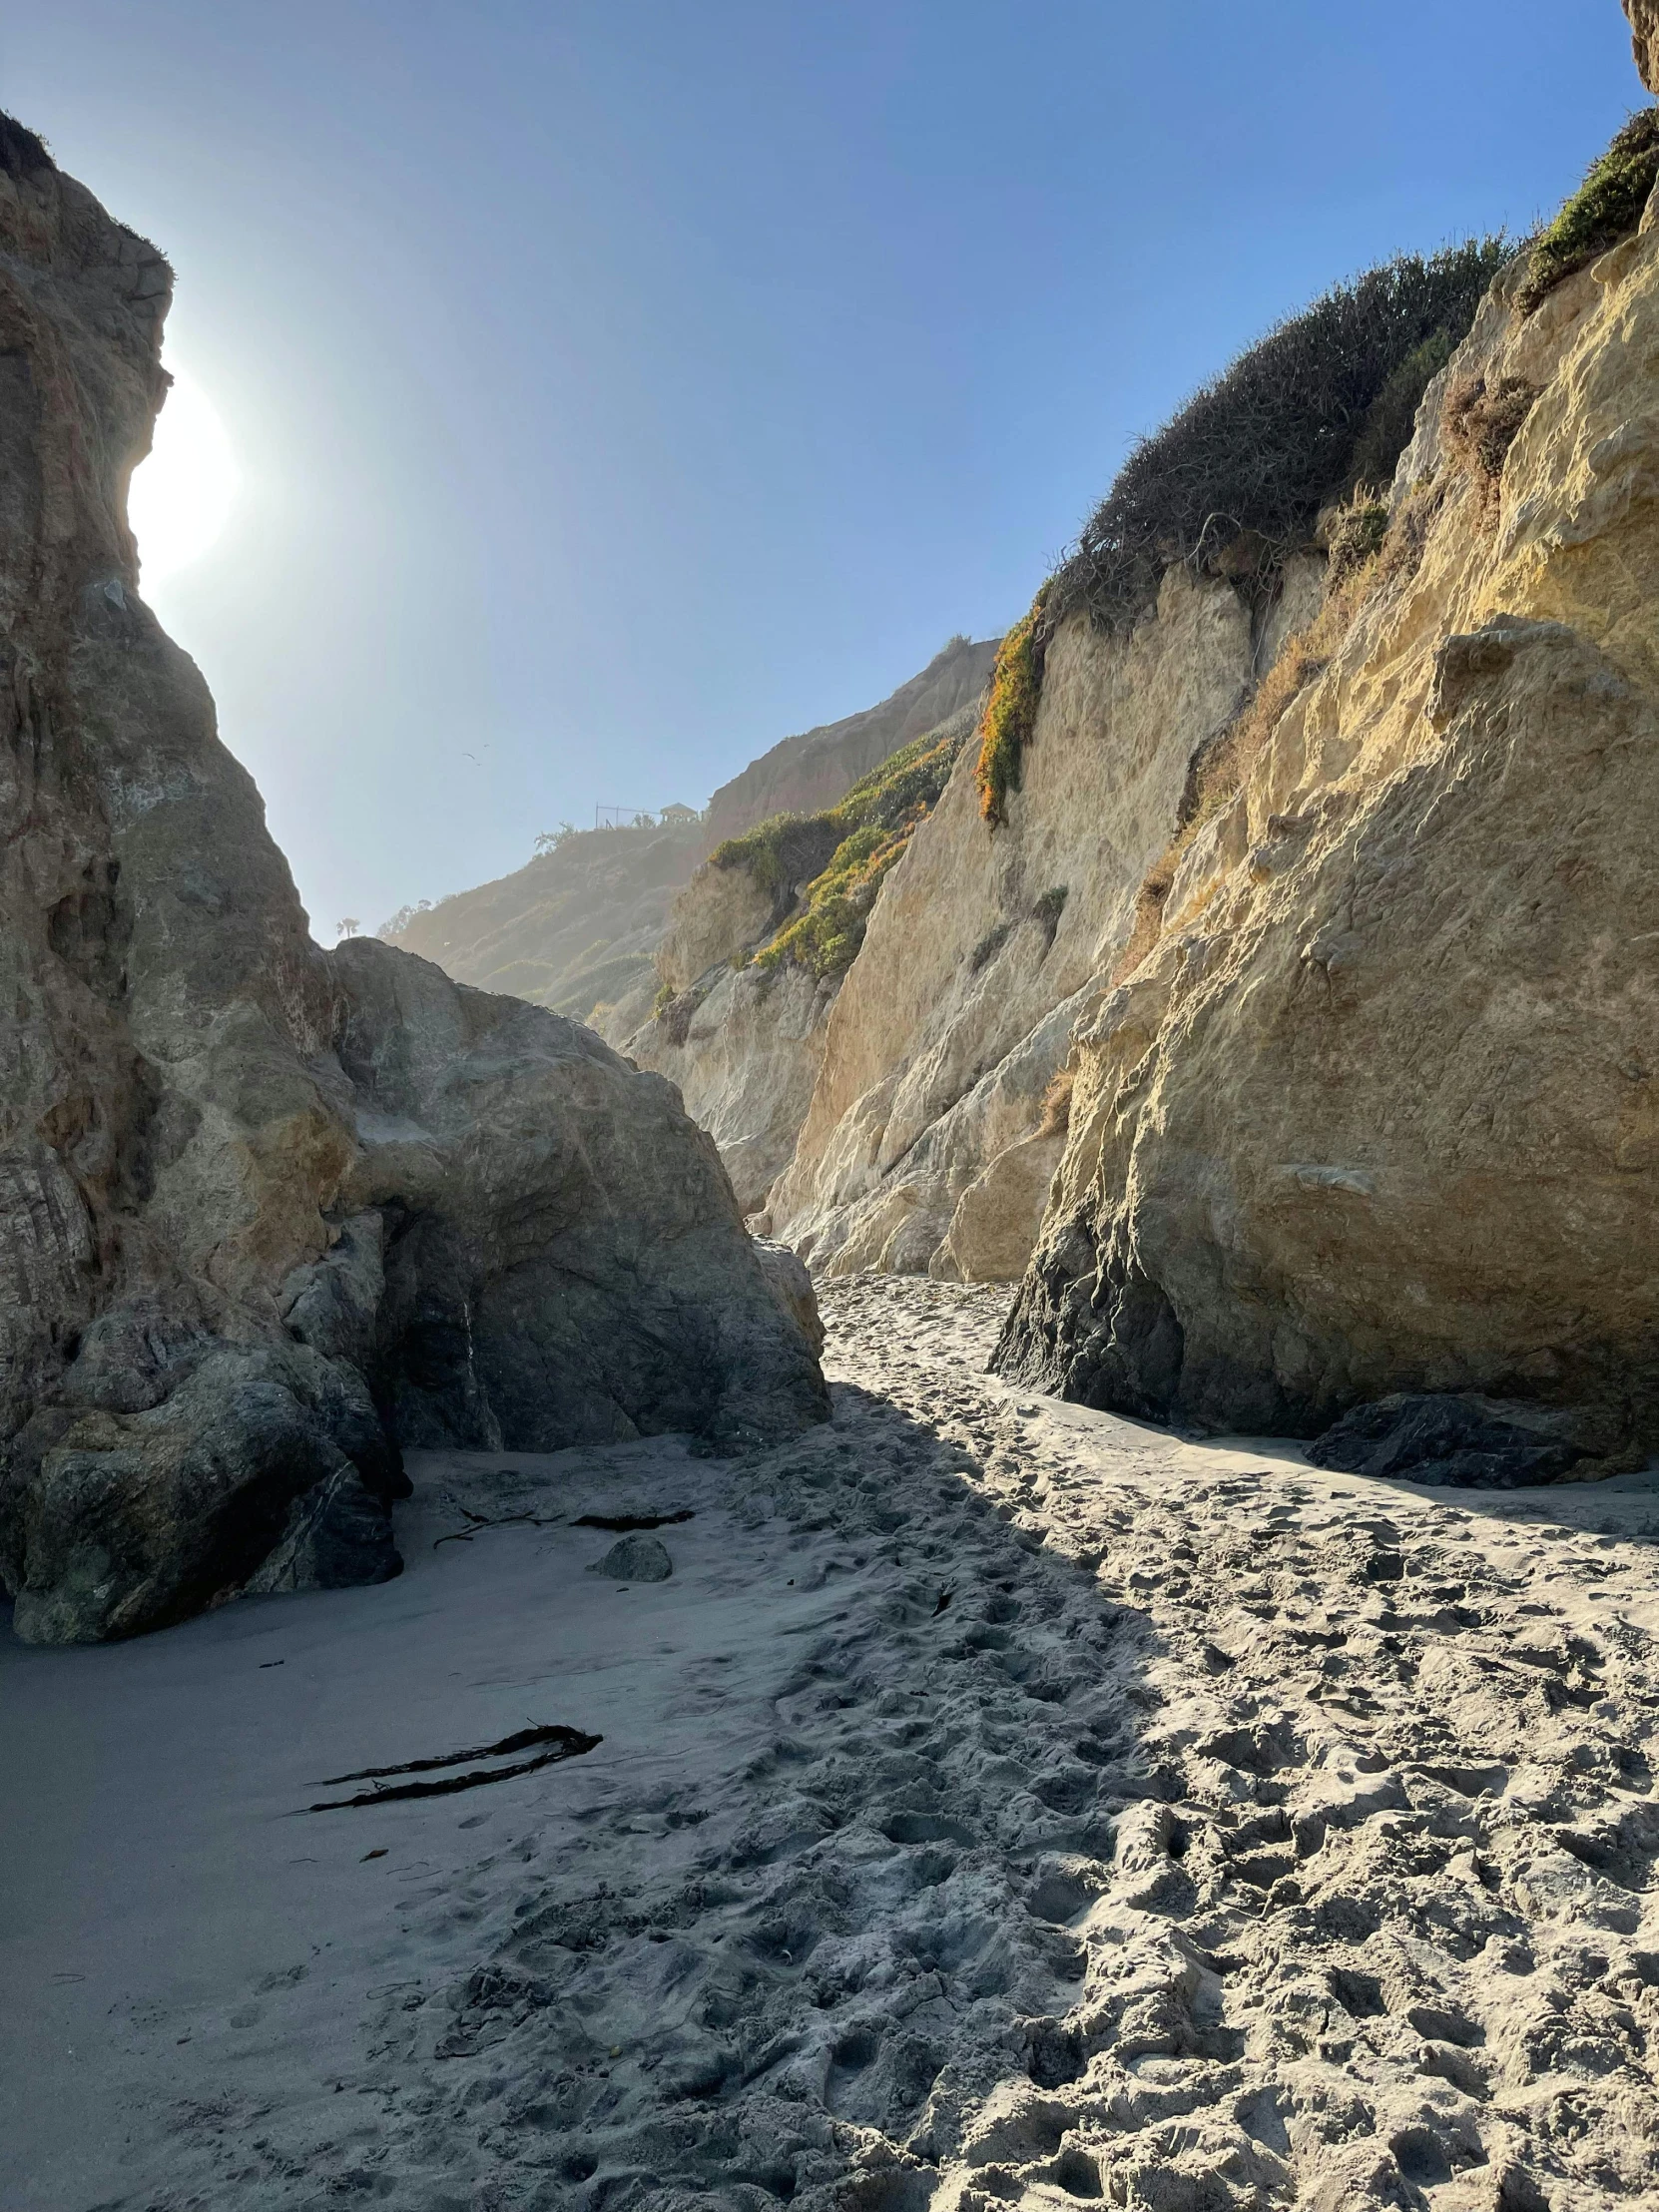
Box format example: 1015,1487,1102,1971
379,634,999,1022
381,816,708,1017
702,635,998,844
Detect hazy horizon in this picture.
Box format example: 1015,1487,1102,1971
7,0,1640,936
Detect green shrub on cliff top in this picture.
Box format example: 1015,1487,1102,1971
1519,107,1659,312
708,812,843,910
1347,328,1455,490
743,722,968,981
1050,238,1508,631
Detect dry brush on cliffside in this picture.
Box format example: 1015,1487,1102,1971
0,123,826,1644
1051,241,1507,632
729,717,972,981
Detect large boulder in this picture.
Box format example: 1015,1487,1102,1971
1305,1393,1593,1489
2,1344,400,1645
0,121,826,1642
317,937,828,1453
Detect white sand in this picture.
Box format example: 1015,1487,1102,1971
5,1280,1659,2209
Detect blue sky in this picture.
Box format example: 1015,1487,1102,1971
6,1,1641,934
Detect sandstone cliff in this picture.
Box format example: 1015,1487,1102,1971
761,566,1321,1278
625,961,835,1217
998,152,1659,1457
714,237,1504,1287
1628,0,1659,91
0,124,826,1643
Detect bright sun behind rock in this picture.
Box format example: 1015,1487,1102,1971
128,368,238,586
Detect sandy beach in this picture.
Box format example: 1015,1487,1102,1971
6,1279,1659,2210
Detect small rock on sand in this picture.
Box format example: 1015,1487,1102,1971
588,1533,673,1581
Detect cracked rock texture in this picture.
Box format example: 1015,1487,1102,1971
0,123,825,1642
611,696,991,1218
1627,0,1659,90
616,841,840,1216
632,956,839,1218
998,210,1659,1454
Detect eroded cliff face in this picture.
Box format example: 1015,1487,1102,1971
761,561,1324,1279
629,961,835,1214
615,820,858,1217
0,127,826,1642
998,220,1659,1450
614,702,984,1215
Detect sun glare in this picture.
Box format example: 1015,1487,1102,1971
128,369,239,587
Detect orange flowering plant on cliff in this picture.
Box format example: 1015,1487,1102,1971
974,584,1050,828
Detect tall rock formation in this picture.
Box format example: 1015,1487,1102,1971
0,123,825,1643
999,174,1659,1453
725,245,1504,1289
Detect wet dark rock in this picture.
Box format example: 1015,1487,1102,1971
1307,1393,1589,1488
589,1533,674,1582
